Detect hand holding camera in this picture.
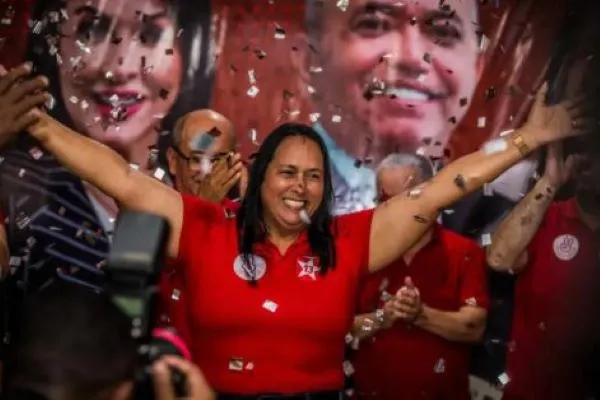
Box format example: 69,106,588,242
153,356,215,400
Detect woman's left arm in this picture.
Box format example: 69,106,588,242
368,83,583,272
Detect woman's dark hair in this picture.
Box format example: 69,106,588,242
25,0,215,164
236,123,336,282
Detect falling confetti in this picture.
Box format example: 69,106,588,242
336,0,350,11
483,183,493,196
247,86,259,98
190,133,216,151
453,174,467,190
299,209,311,224
262,300,278,312
482,137,507,154
480,233,492,246
413,215,428,224
274,25,286,39
484,87,497,101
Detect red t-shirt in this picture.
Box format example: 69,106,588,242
176,193,374,394
353,225,488,399
504,199,595,399
157,199,241,347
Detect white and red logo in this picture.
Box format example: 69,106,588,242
552,234,580,261
297,256,321,280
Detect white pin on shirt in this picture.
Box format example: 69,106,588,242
553,234,580,261
233,254,267,281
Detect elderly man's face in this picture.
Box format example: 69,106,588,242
377,164,421,200
169,120,235,195
308,0,483,162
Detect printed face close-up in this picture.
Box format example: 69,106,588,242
58,0,182,154
311,0,482,161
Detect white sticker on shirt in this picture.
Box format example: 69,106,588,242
233,254,267,281
552,234,580,261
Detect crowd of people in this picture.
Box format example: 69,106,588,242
0,0,599,399
0,56,594,400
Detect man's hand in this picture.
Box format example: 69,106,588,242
0,63,49,147
543,141,580,189
194,153,244,202
389,277,423,323
524,82,587,144
153,356,214,400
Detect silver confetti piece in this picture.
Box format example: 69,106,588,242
248,69,256,84
262,300,278,312
309,112,321,122
299,209,311,224
480,233,492,247
434,358,446,374
228,358,244,372
497,372,510,386
336,0,349,11
247,85,259,98
342,360,355,376
153,168,165,181
249,128,259,144
483,183,493,196
189,133,215,151
482,137,508,154
171,289,180,301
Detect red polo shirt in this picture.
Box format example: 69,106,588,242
176,193,374,394
157,199,241,347
353,225,488,399
504,198,595,399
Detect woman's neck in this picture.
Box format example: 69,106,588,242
266,227,302,255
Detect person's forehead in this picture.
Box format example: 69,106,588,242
66,0,167,19
182,121,217,148
323,0,477,19
274,136,323,163
378,164,419,178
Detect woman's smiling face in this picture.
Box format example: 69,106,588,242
58,0,182,153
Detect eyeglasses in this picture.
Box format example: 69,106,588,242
170,144,231,170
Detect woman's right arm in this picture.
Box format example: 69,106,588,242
28,113,184,257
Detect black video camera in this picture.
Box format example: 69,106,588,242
104,211,189,399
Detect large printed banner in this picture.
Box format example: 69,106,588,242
0,0,568,392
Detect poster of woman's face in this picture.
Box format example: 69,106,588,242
27,0,219,167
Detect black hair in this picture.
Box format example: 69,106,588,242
25,0,215,164
5,281,137,400
236,123,336,281
545,0,600,199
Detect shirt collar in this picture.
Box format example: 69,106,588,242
313,122,376,190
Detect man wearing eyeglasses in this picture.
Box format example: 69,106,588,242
160,109,246,346
166,109,247,202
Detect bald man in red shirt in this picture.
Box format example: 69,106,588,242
487,142,599,399
158,109,247,344
351,154,488,399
